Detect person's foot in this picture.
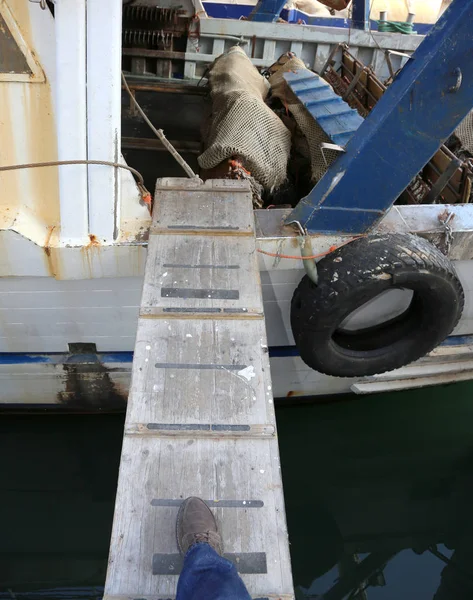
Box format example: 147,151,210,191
176,497,223,556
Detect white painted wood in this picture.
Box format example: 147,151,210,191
179,19,424,80
55,0,88,245
86,0,123,243
0,335,136,354
370,48,386,74
352,370,473,394
262,39,276,62
212,38,226,56
197,19,423,51
1,202,473,280
0,276,142,352
183,60,196,79
360,359,473,382
313,43,332,73
290,41,303,56
0,255,472,357
105,178,293,598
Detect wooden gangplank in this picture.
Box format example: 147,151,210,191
104,178,294,599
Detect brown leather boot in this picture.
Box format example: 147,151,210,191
176,497,223,556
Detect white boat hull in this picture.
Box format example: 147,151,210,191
0,257,472,409
1,3,472,409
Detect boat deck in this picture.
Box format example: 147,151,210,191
104,178,294,599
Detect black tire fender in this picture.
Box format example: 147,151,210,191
290,233,464,377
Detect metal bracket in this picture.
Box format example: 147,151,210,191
449,67,462,94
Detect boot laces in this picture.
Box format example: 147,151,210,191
194,530,212,544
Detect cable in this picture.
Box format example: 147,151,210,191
0,159,152,208
257,237,361,260
121,73,198,179
0,159,142,182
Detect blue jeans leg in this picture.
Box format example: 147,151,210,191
176,543,252,600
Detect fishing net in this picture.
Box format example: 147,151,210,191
269,56,339,182
198,46,291,191
455,111,473,155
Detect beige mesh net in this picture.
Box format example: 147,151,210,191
198,47,291,191
455,112,473,154
269,56,339,182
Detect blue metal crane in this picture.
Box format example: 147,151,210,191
286,0,473,234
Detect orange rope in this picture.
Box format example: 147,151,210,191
257,237,361,260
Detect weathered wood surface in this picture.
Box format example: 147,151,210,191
104,178,294,600
141,235,264,316
152,178,255,235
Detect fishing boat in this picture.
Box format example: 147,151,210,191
0,0,471,410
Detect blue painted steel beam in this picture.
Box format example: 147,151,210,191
248,0,286,22
287,0,473,234
351,0,370,30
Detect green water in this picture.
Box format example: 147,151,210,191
2,382,473,599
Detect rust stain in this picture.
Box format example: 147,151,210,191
87,234,101,247
42,224,57,277
79,234,103,278
133,227,149,242
43,224,55,257
58,356,127,412
438,208,455,224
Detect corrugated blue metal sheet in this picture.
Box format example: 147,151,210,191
283,70,364,148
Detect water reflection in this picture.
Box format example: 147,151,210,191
2,382,473,599
277,381,473,599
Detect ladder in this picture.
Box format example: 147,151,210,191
104,177,294,599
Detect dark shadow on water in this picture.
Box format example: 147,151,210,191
277,381,473,599
0,414,124,595
2,382,473,599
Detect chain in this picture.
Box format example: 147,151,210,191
438,210,454,255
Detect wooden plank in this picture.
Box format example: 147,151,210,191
153,178,254,235
105,178,294,600
106,436,292,598
127,319,273,425
141,235,264,316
